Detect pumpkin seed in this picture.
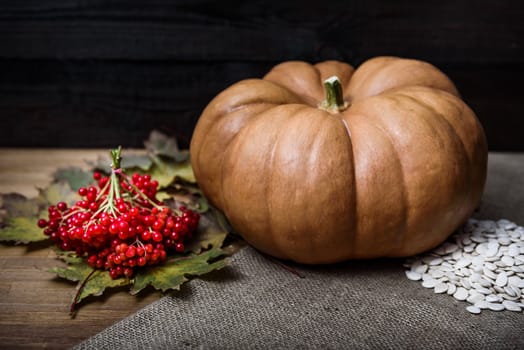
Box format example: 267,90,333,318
403,218,524,314
502,300,522,312
405,270,422,281
434,282,448,294
466,305,481,314
487,302,505,311
453,287,469,301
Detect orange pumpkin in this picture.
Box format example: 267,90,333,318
190,56,488,264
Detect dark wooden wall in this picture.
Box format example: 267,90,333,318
0,0,523,150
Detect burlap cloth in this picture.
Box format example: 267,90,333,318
75,153,524,349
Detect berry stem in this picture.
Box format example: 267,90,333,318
103,146,125,216
70,268,96,316
110,146,123,170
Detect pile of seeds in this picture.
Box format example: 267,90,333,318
404,218,524,314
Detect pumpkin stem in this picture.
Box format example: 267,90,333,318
319,76,349,113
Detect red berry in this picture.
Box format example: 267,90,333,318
141,230,151,241
152,232,163,242
56,202,68,211
137,256,147,266
125,246,136,258
37,219,48,228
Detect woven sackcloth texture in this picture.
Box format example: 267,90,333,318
75,153,524,349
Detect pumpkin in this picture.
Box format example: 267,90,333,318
190,56,488,264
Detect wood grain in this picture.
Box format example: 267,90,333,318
0,149,163,349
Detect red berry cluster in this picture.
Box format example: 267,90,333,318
37,149,200,279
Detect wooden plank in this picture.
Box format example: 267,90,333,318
0,149,163,349
0,0,521,63
1,61,523,151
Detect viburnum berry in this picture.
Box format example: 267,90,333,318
37,147,200,279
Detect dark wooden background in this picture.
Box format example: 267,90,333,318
0,0,522,150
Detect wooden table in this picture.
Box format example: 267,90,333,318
0,149,162,349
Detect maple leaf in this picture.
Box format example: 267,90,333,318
53,167,94,191
1,193,42,217
144,130,189,163
0,216,47,243
37,181,78,207
186,208,229,254
163,180,209,214
51,250,130,309
130,247,228,295
0,193,47,243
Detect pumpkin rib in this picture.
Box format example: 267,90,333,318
394,90,472,170
386,90,475,254
191,78,307,208
268,106,357,262
362,116,410,256
398,89,484,226
218,104,308,259
336,115,358,257
346,57,459,102
263,105,311,259
193,101,285,208
264,61,324,105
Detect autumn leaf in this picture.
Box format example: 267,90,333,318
1,193,42,217
0,193,47,243
150,157,196,186
144,130,189,163
53,167,94,191
38,181,78,207
186,208,229,254
121,153,153,171
51,251,130,306
0,216,47,243
130,247,228,295
162,180,209,214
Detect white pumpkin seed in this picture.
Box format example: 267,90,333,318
405,270,422,281
422,278,437,289
502,300,522,311
474,300,490,309
432,282,447,294
466,292,485,305
453,287,469,301
487,302,505,311
466,305,482,314
495,272,508,287
486,294,502,303
446,283,457,295
403,219,524,314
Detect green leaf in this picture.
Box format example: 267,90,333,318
121,153,153,171
53,167,94,191
77,271,129,302
1,193,42,217
161,182,209,214
50,255,129,304
54,249,84,264
130,247,228,295
0,216,47,243
38,181,78,207
149,158,196,187
185,208,229,254
144,130,189,162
